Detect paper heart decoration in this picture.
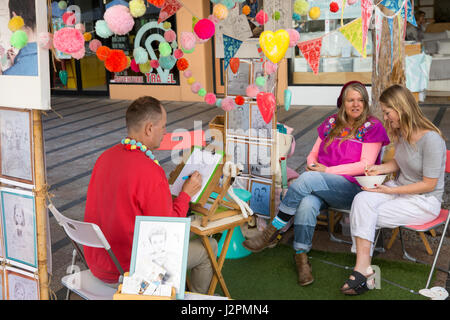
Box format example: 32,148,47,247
256,92,276,124
59,70,68,86
229,57,240,74
259,29,290,64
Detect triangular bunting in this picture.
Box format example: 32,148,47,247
388,17,394,71
158,0,182,24
400,0,417,27
374,6,383,74
380,0,402,13
297,37,323,75
339,18,366,58
223,34,243,71
361,0,374,51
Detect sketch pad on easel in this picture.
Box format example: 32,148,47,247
169,147,224,203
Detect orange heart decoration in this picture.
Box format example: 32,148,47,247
230,57,240,74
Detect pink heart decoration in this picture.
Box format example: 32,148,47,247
256,92,276,124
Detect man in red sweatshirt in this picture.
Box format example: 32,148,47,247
84,96,217,293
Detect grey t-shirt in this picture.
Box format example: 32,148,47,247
394,131,446,202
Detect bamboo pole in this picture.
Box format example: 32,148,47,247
32,110,49,300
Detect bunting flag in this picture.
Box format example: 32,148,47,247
158,0,183,24
341,0,346,27
374,6,383,73
339,18,366,58
361,0,374,53
388,17,394,71
380,0,404,13
223,34,243,71
400,0,417,27
297,37,323,75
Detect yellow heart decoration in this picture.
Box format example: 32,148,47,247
259,29,290,64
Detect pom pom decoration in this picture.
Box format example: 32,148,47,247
75,23,86,34
309,7,321,20
255,76,266,87
292,13,301,21
221,97,235,112
159,55,176,69
182,47,195,54
39,32,53,50
215,99,223,108
208,14,220,25
255,10,269,25
159,41,172,57
129,0,147,18
221,0,235,9
147,0,165,8
246,84,260,98
213,4,228,20
163,21,171,30
183,70,192,78
10,30,28,49
263,61,278,75
58,1,68,10
204,93,217,105
180,32,196,51
193,19,215,41
164,30,176,42
150,60,159,69
235,96,245,106
176,58,189,71
173,48,184,59
89,39,102,53
96,46,111,61
95,20,113,38
8,16,24,32
139,61,152,73
104,5,135,35
191,82,202,94
187,76,196,85
71,46,85,60
198,88,207,97
62,12,76,26
84,32,92,42
272,11,281,21
133,46,148,64
130,59,140,72
286,29,300,47
53,27,84,53
242,5,251,16
104,49,128,72
330,2,339,13
293,0,309,16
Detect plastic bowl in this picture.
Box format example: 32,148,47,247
355,175,387,188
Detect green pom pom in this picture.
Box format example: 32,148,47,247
272,11,281,21
10,30,28,49
255,76,266,87
58,1,68,10
198,88,207,97
294,0,309,16
159,42,172,57
163,21,171,30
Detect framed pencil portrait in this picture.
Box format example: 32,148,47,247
249,179,272,217
0,107,34,187
226,101,250,139
129,216,191,300
0,187,37,271
225,59,252,97
249,142,273,178
226,138,249,175
4,266,39,300
249,102,275,141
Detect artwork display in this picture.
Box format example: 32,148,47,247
226,139,249,175
249,142,272,178
4,266,39,300
252,59,278,95
226,102,250,138
249,179,272,217
250,102,274,140
226,59,251,97
0,108,33,186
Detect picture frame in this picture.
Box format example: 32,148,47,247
0,187,37,271
0,107,34,187
4,266,39,300
226,139,249,175
0,266,4,300
226,101,250,138
249,102,274,141
0,0,50,110
225,59,252,97
249,179,272,217
249,142,273,178
0,207,4,261
251,59,278,95
129,216,191,300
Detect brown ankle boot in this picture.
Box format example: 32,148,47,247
294,252,314,286
242,224,281,253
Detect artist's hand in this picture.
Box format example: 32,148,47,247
307,162,327,172
181,171,202,198
7,48,16,65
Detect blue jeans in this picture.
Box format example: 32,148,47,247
278,171,361,252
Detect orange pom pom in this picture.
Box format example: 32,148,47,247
176,58,189,71
104,49,128,72
242,5,251,16
96,46,111,61
235,95,245,105
147,0,165,8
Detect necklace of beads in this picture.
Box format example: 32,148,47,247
121,138,159,166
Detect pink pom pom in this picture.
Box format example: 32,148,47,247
287,29,300,47
246,84,260,98
173,48,183,59
180,32,196,51
164,30,176,42
221,97,235,111
89,39,102,53
53,27,85,53
204,93,217,105
255,10,269,25
191,82,202,94
62,12,76,26
104,5,135,35
193,19,215,40
71,46,85,60
208,14,219,25
130,59,140,72
183,70,192,78
39,32,53,50
150,60,160,68
75,23,86,34
263,61,278,75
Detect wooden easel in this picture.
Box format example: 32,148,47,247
168,146,241,227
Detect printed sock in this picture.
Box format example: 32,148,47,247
271,211,291,230
296,250,306,255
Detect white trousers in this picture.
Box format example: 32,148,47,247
350,181,441,254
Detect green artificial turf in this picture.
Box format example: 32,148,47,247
216,244,432,300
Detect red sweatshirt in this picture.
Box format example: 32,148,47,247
84,144,191,283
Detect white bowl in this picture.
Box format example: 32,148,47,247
355,175,387,188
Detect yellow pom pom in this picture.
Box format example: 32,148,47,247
187,77,196,85
139,61,152,74
163,22,172,30
124,138,131,144
129,0,147,18
83,32,92,41
309,7,321,20
213,4,228,20
126,56,131,68
8,16,24,32
130,145,137,150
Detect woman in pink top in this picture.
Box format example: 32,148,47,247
243,81,390,286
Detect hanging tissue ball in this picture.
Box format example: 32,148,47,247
198,88,207,97
130,59,140,72
58,1,68,10
187,77,196,85
309,7,321,20
105,49,128,72
164,30,176,42
242,5,251,16
216,99,223,108
255,76,266,87
10,30,28,49
53,27,84,53
126,56,131,69
235,96,245,106
348,0,358,5
129,0,147,18
89,39,102,53
96,46,111,61
263,60,278,75
71,47,85,60
133,46,148,64
147,0,165,8
150,59,159,69
139,60,152,73
191,82,202,94
213,4,228,20
255,10,269,25
221,97,235,112
84,32,92,42
292,13,300,21
193,19,215,41
62,12,76,25
294,0,309,16
104,5,135,35
330,2,339,13
181,32,196,51
159,42,172,57
287,29,300,47
39,32,53,50
176,58,189,71
75,23,86,34
95,20,113,38
159,55,176,69
208,14,220,25
173,48,184,59
183,70,192,78
246,84,260,98
205,93,216,105
8,16,24,32
163,21,172,30
221,0,235,9
272,11,281,21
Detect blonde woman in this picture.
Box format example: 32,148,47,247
342,84,447,295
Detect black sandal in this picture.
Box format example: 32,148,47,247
340,270,374,296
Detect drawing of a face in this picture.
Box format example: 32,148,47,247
14,282,26,300
149,229,167,253
14,204,26,237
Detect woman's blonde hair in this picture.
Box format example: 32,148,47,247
379,84,444,144
325,82,371,149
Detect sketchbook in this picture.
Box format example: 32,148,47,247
169,147,224,203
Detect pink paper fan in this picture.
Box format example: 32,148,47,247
104,5,135,35
53,27,84,53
